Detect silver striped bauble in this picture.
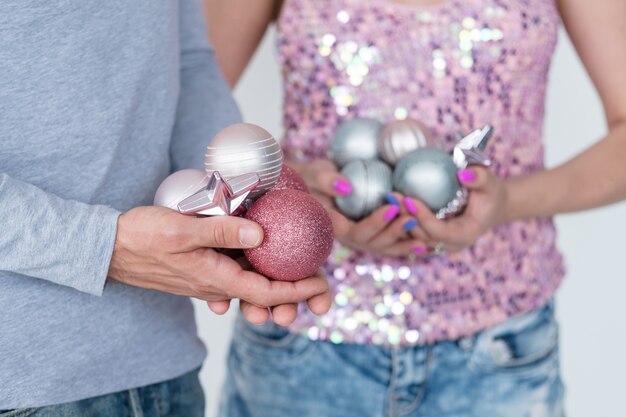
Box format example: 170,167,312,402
393,148,461,213
335,160,393,220
330,118,383,168
204,123,283,199
378,118,432,166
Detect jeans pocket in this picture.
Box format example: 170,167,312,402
232,315,314,365
0,409,39,417
468,301,559,377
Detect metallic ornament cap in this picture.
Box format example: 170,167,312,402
452,125,493,169
177,171,260,216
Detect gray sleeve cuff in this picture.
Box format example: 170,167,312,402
66,204,121,296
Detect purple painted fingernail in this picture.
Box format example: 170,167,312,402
403,219,418,232
385,193,400,206
457,169,476,184
412,246,427,254
333,179,352,196
383,205,400,222
403,197,418,215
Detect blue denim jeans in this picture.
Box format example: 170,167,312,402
0,368,204,417
219,302,565,417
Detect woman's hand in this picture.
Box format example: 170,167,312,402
290,159,427,257
338,194,429,257
407,166,508,254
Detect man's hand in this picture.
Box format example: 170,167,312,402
108,206,331,325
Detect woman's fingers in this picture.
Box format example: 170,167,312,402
457,166,492,190
406,198,455,242
381,238,429,257
298,159,352,197
315,169,352,197
345,204,400,244
328,209,352,237
368,214,414,250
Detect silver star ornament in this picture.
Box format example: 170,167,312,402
177,171,260,216
452,125,494,169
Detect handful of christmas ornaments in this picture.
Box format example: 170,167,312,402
331,117,493,220
153,123,334,282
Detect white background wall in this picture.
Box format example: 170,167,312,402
194,26,626,417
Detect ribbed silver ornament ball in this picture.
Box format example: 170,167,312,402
204,123,283,199
335,160,393,220
378,118,432,166
393,148,461,212
331,118,383,168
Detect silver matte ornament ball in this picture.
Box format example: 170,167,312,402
204,123,283,199
331,118,383,168
393,148,462,215
378,118,432,166
335,160,393,220
154,169,209,210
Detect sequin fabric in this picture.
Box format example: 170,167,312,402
277,0,565,345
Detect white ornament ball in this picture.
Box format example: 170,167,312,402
204,123,283,199
331,118,383,168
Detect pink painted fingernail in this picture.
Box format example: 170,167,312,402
403,197,418,215
333,179,352,196
383,205,400,222
457,169,476,184
412,246,427,254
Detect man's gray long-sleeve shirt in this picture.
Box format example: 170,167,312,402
0,0,240,407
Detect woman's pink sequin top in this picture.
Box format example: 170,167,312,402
277,0,565,345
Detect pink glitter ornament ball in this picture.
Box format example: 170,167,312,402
244,189,333,281
269,165,309,193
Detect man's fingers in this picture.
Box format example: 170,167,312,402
240,301,270,325
233,271,329,308
188,216,264,250
306,290,332,316
271,304,298,327
207,300,231,315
